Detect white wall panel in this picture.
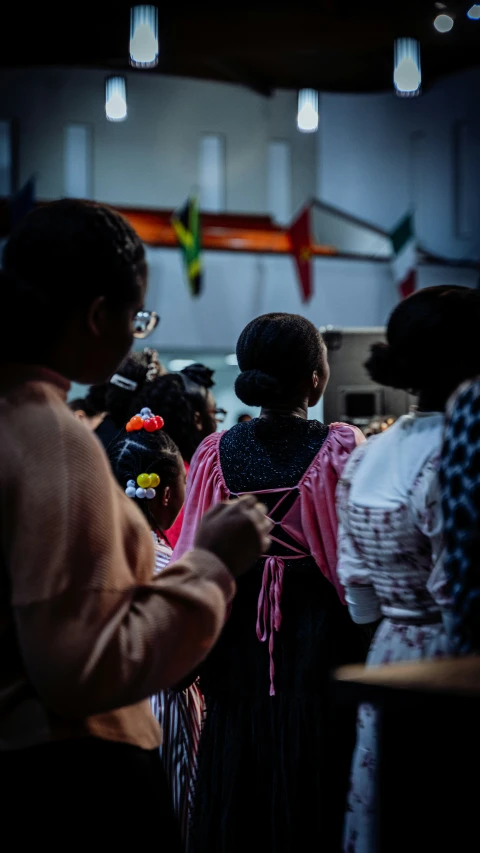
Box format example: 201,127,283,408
64,123,92,198
267,140,291,224
199,134,225,212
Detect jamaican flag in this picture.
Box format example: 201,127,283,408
171,196,202,297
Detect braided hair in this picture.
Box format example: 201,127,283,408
134,364,216,463
1,199,146,360
107,428,183,532
235,313,327,407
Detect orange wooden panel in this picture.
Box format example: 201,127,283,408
117,206,338,256
0,199,338,256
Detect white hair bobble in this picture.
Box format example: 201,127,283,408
125,480,139,498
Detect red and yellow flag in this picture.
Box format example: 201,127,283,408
288,205,313,303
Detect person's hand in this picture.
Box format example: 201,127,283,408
194,495,272,579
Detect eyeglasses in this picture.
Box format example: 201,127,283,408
212,407,227,424
133,311,160,340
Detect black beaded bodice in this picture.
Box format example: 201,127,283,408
219,416,329,493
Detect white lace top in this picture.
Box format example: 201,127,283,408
336,411,452,625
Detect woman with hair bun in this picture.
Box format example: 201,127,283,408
173,312,367,853
337,285,480,853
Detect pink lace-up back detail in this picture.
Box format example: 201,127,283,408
171,425,365,697
237,487,310,696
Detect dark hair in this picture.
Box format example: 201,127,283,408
182,363,215,391
134,364,215,463
366,286,480,402
235,313,326,407
1,199,146,360
91,348,163,430
107,428,182,530
68,397,101,419
67,383,110,419
84,382,109,415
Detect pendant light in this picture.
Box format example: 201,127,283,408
393,39,421,98
297,89,319,133
434,13,454,32
105,77,127,122
130,5,159,68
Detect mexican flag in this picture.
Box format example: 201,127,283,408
390,213,416,300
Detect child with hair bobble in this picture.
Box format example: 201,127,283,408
107,408,203,847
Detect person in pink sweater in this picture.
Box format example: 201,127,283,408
0,199,270,845
173,313,368,853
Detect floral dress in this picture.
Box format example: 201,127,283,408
336,411,453,853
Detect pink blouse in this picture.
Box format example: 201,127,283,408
172,423,364,693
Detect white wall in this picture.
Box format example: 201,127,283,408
145,246,477,350
0,67,315,215
2,65,476,241
318,69,480,261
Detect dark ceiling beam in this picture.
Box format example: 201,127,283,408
207,60,273,97
0,3,478,95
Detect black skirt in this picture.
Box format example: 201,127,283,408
190,560,369,853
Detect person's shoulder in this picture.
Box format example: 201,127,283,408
327,421,365,448
447,378,480,421
199,431,224,451
220,418,258,446
301,422,366,482
224,420,255,439
0,378,75,439
0,382,109,484
191,430,224,468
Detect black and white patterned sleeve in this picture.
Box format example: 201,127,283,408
440,379,480,654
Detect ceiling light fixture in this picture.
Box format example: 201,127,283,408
297,89,319,133
434,13,454,32
467,5,480,19
105,77,127,122
130,5,159,68
393,39,421,98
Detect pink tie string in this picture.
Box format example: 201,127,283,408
256,556,285,696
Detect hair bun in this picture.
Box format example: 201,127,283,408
365,342,415,391
235,369,284,407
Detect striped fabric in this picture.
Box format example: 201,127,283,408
154,540,173,573
151,534,205,847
